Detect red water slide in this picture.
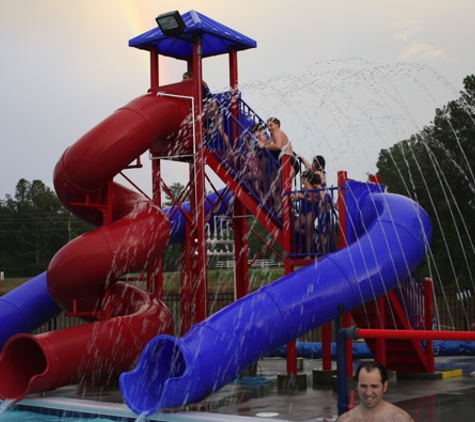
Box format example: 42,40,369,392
0,81,194,401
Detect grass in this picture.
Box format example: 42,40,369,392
0,268,285,296
0,278,30,296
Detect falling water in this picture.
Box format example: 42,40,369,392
0,399,13,415
134,413,148,422
2,57,473,420
237,58,475,330
240,58,459,187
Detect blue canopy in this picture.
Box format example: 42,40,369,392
129,10,257,60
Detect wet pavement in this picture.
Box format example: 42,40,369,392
14,356,475,421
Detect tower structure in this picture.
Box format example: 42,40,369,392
129,10,257,329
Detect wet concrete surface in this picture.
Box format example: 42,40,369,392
15,356,475,421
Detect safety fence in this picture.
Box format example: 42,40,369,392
33,287,474,341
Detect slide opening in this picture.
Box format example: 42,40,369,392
121,336,187,414
0,337,46,400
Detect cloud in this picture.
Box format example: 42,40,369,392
398,41,447,61
391,20,447,62
392,19,424,41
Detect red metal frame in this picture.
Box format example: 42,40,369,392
150,45,159,89
424,278,435,372
146,38,255,327
357,328,475,342
335,171,353,375
281,156,298,375
142,35,436,381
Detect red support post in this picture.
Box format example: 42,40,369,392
321,323,332,370
281,156,297,375
286,339,298,375
180,239,191,336
150,45,159,89
282,156,293,275
375,296,387,366
152,158,163,298
227,46,249,300
342,312,353,377
189,41,208,325
424,278,435,372
229,47,238,91
337,171,347,250
369,174,381,184
234,200,249,300
337,171,353,376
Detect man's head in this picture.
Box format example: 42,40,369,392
354,361,389,411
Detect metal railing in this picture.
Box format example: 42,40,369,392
31,287,474,341
204,90,339,259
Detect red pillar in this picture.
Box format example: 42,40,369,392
424,278,435,372
321,323,332,370
375,296,387,366
189,41,208,324
229,47,238,90
337,171,347,250
151,158,163,298
281,156,298,375
234,201,249,299
337,171,353,375
150,45,159,89
180,239,191,335
227,46,249,300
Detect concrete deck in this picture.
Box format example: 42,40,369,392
9,356,475,421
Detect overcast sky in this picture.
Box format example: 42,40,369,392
1,0,474,198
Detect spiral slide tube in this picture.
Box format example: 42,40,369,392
0,81,203,402
119,189,432,415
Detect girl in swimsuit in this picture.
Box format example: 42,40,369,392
257,117,299,216
292,170,324,256
298,154,326,187
262,117,300,177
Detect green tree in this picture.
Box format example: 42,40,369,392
163,182,189,207
376,75,475,287
0,179,92,277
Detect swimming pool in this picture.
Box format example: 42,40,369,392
0,408,133,421
0,394,268,422
0,401,138,422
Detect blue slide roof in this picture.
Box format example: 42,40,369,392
129,10,257,60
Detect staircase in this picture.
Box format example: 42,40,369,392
203,91,285,247
351,282,433,373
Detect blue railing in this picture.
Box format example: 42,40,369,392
204,90,283,220
287,187,339,258
204,90,339,259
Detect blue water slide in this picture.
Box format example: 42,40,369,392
166,189,233,243
0,272,60,350
119,182,432,415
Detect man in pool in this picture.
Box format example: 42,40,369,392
336,361,415,421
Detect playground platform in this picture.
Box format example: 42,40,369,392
14,355,475,422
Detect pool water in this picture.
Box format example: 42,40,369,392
0,408,135,422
